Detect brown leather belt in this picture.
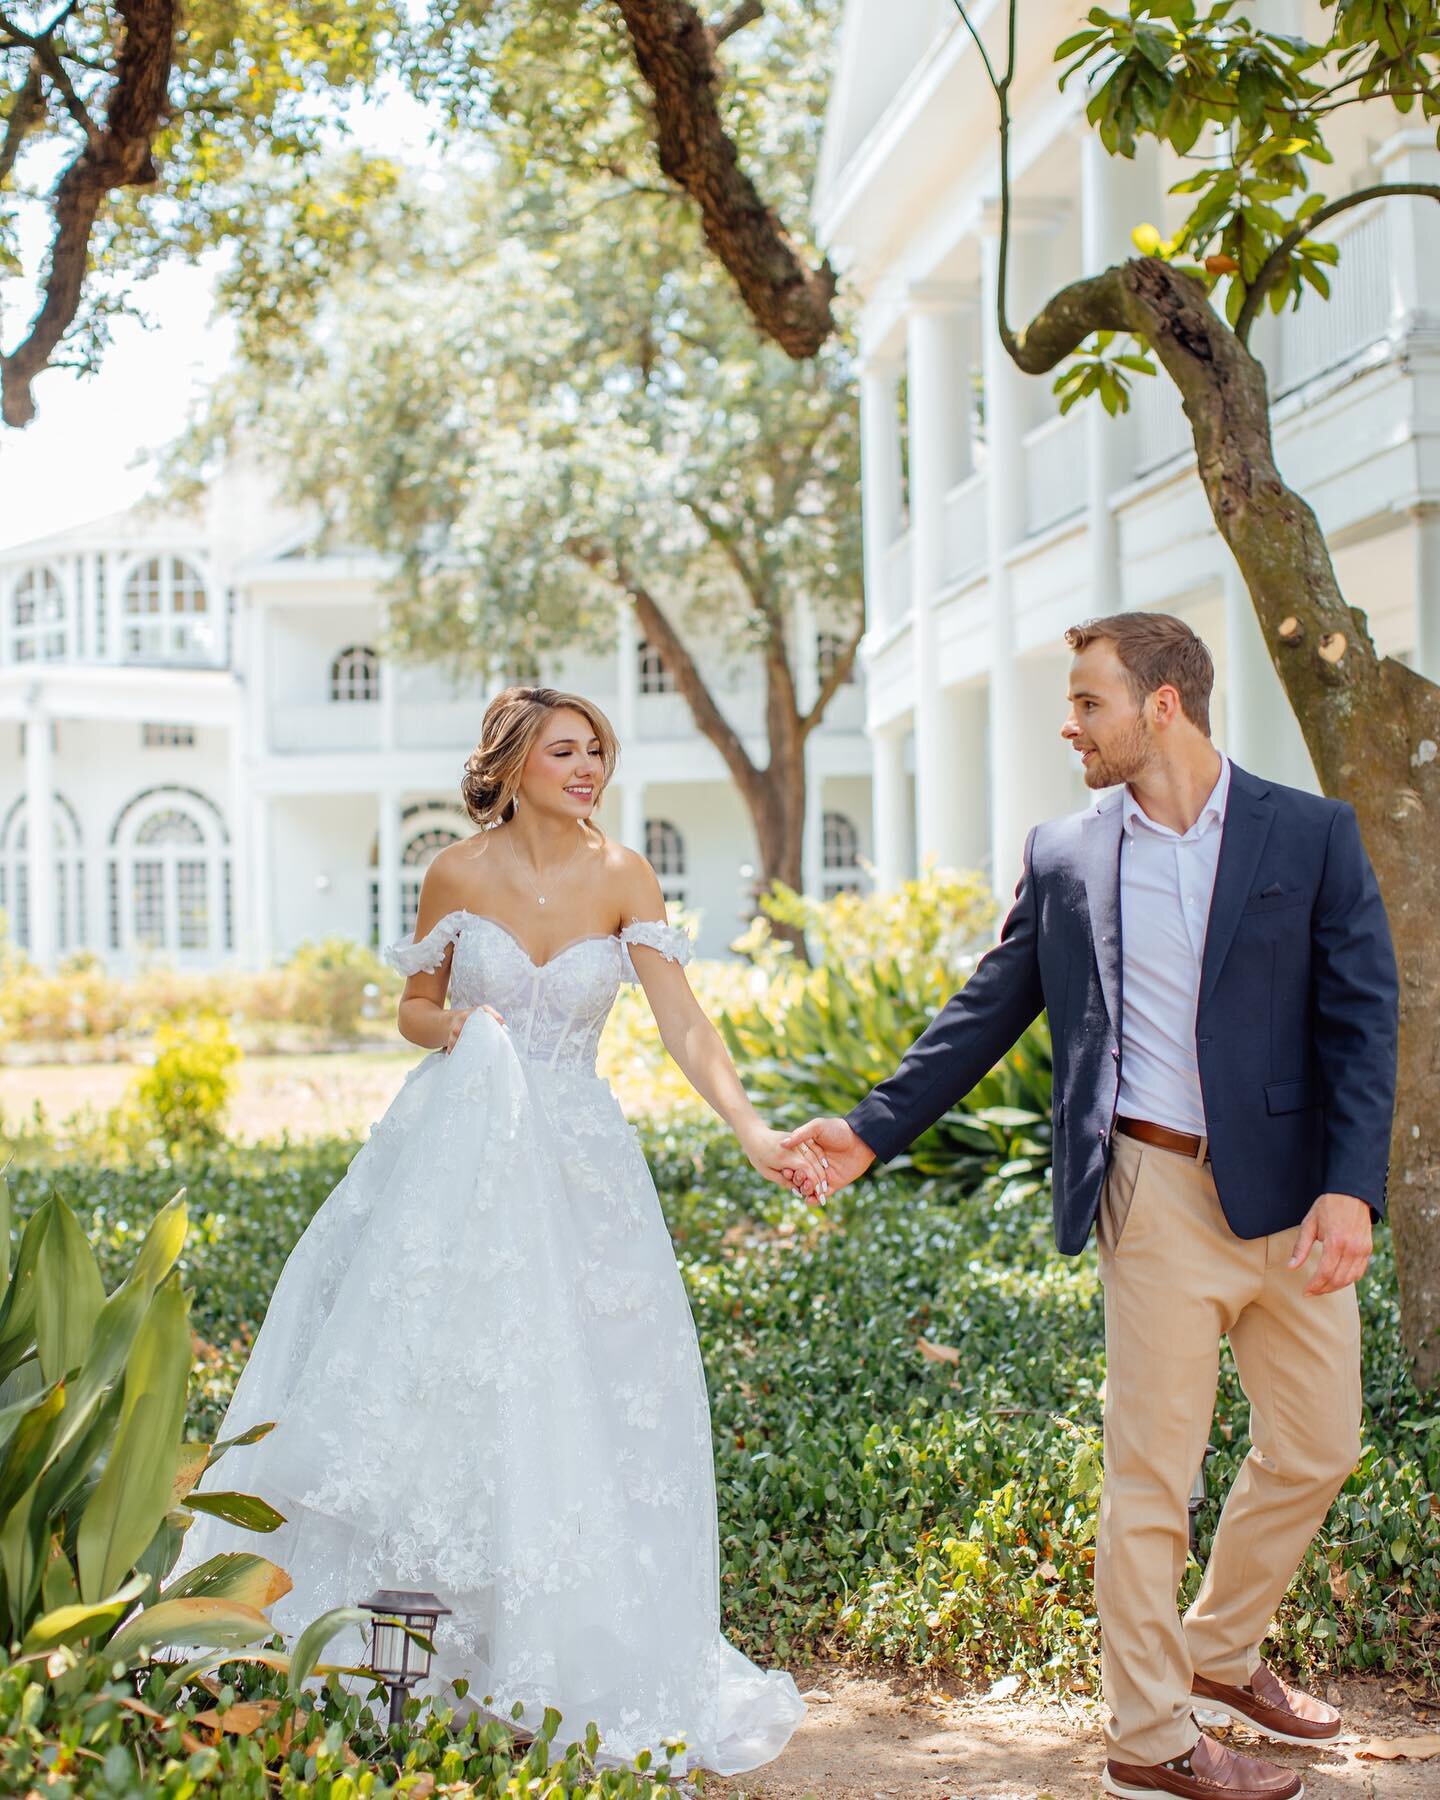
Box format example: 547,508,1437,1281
1115,1116,1210,1162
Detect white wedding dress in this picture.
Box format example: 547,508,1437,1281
178,910,805,1774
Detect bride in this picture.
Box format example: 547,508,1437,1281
177,684,814,1774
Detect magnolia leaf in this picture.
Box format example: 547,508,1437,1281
106,1596,272,1664
191,1699,280,1738
916,1338,961,1365
288,1605,371,1694
183,1491,287,1533
161,1552,292,1610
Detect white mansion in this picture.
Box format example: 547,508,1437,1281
817,0,1440,899
0,464,872,971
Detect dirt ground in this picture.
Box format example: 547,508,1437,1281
709,1665,1440,1800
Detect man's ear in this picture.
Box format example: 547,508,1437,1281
1149,682,1183,730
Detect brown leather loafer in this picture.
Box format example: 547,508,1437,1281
1103,1733,1303,1799
1192,1664,1341,1747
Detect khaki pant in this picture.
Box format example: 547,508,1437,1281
1094,1130,1362,1765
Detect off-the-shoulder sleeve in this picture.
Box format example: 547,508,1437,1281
620,919,694,982
383,909,468,977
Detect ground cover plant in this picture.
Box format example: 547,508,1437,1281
6,1121,1433,1706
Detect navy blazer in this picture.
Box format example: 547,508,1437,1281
848,764,1399,1254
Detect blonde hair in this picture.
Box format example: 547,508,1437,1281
461,687,620,829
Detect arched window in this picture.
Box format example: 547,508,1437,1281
368,805,469,943
122,556,215,664
816,631,855,688
0,793,84,953
645,817,686,906
331,645,380,703
107,788,229,958
822,810,862,900
638,639,676,695
11,566,67,662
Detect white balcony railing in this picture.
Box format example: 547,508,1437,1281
1268,203,1392,400
1132,371,1193,475
1023,411,1087,534
942,470,987,584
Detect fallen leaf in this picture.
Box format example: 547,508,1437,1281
190,1701,279,1738
986,1673,1021,1701
799,1688,832,1703
1355,1734,1440,1761
1327,1563,1350,1604
1205,254,1240,275
1037,1561,1060,1582
916,1338,960,1365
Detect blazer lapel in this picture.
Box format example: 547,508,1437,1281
1080,797,1124,1036
1199,766,1276,1006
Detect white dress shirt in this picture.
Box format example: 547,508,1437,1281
1116,755,1231,1136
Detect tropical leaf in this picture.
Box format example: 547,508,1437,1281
288,1605,371,1693
33,1197,106,1387
76,1277,191,1602
105,1595,273,1664
161,1551,293,1610
183,1491,286,1533
21,1571,149,1652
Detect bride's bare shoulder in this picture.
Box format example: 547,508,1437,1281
596,837,665,913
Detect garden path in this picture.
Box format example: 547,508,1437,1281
710,1665,1439,1800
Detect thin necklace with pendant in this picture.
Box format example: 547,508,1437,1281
507,825,584,906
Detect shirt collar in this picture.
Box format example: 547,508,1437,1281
1122,753,1231,841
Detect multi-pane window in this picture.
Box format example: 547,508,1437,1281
645,817,686,906
11,567,67,662
816,631,855,688
822,810,862,900
331,645,380,702
638,640,676,695
130,807,208,952
122,556,215,664
142,723,197,748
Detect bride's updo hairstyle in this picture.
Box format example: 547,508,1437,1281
461,686,620,830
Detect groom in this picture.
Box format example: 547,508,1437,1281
783,613,1398,1800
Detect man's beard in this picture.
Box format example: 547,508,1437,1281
1083,713,1153,789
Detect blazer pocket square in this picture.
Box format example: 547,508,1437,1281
1260,882,1286,898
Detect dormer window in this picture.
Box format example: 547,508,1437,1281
11,566,66,662
331,645,380,702
638,639,676,695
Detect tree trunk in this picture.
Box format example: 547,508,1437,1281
1007,256,1440,1389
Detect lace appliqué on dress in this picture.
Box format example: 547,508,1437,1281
383,908,469,976
619,920,694,983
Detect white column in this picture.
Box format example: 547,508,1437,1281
615,602,645,849
377,791,401,953
1081,135,1161,613
871,722,911,891
1375,131,1440,338
794,593,827,898
1414,505,1440,683
981,213,1040,898
859,358,905,632
1222,562,1316,789
249,792,274,964
245,593,269,755
378,600,398,754
24,694,56,968
907,284,978,870
104,552,123,662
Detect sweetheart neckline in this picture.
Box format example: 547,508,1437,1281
451,910,623,972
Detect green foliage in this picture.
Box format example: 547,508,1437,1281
280,937,383,1039
9,1121,1431,1702
127,1018,243,1154
1046,0,1440,394
0,1650,689,1799
0,1178,293,1675
721,870,1052,1187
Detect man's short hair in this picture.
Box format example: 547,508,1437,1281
1065,611,1214,736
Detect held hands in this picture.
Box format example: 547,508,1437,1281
777,1118,876,1205
739,1122,831,1195
1289,1192,1373,1296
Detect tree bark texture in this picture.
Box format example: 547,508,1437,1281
611,0,837,358
2,0,177,428
1009,256,1440,1388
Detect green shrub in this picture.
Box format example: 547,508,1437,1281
281,936,385,1039
126,1016,242,1152
6,1125,1431,1699
721,872,1053,1188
